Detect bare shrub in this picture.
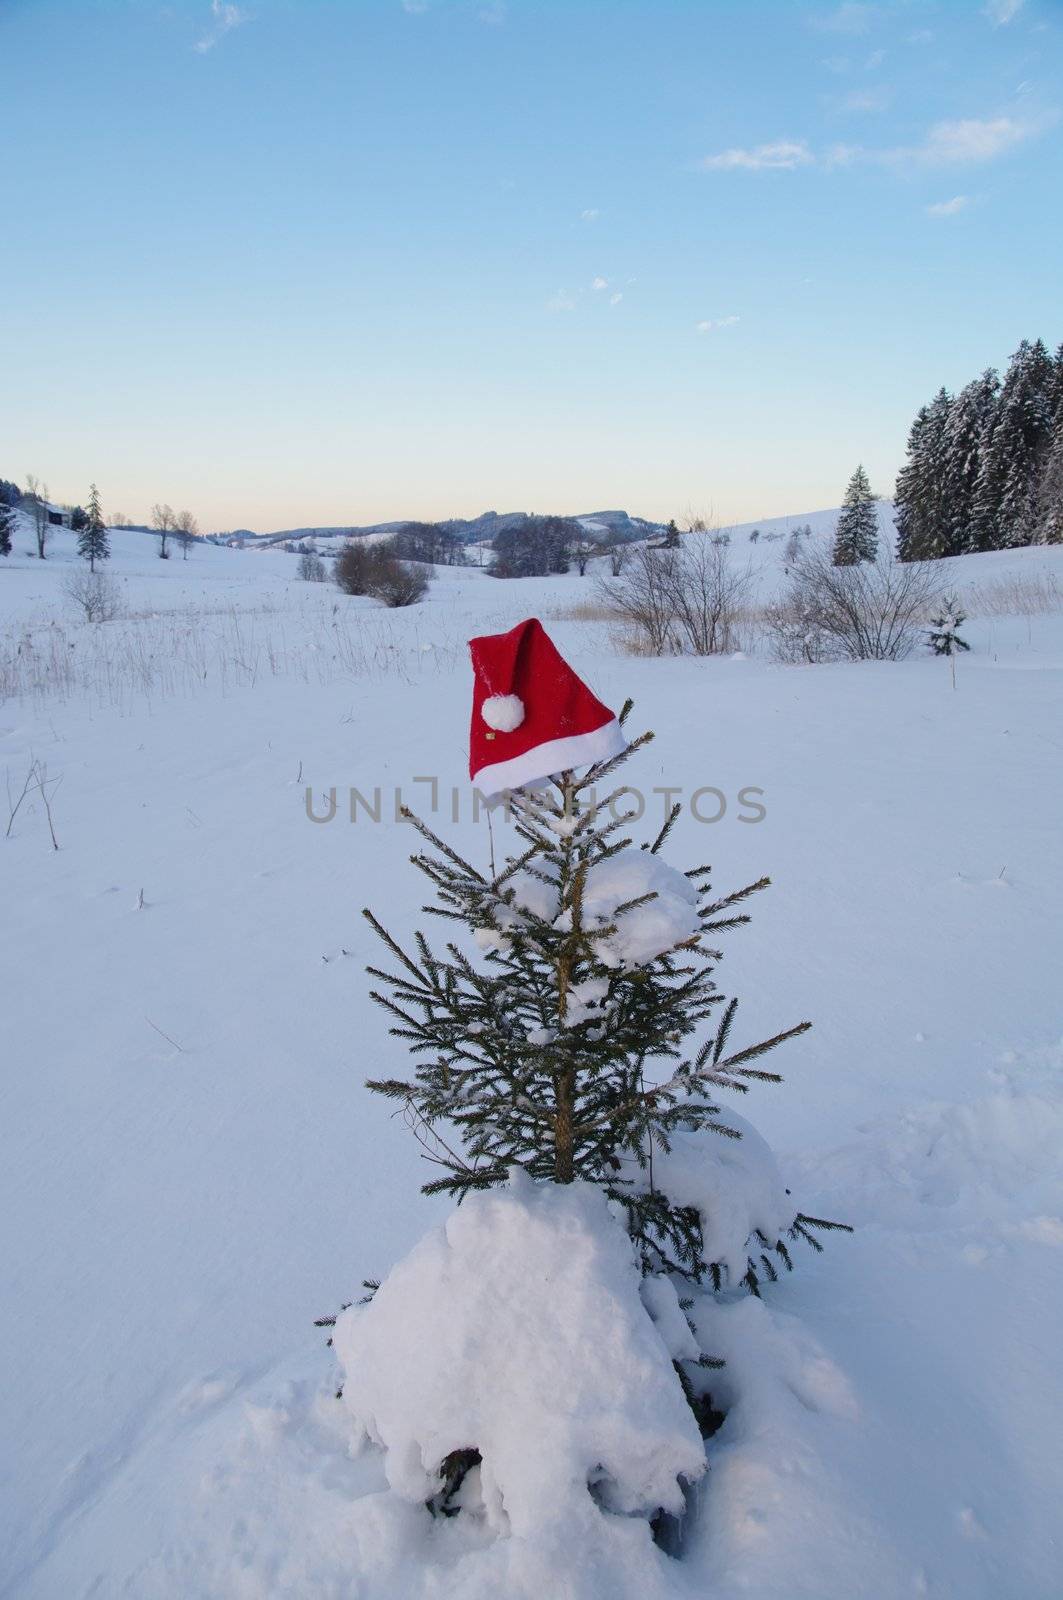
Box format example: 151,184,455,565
335,541,431,607
766,547,942,663
595,534,752,656
62,569,124,623
667,535,753,655
297,550,328,582
760,602,842,664
596,546,681,654
961,572,1063,618
335,541,376,596
368,554,431,608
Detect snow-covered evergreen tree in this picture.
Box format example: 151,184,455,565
1035,411,1063,544
895,389,952,560
927,595,969,658
942,369,999,555
927,595,970,689
1033,347,1063,544
971,340,1056,551
832,465,878,565
0,499,13,558
362,712,844,1291
78,484,109,572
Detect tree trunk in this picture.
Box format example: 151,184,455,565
554,1067,575,1183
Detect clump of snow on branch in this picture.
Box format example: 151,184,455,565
471,849,700,971
626,1113,793,1285
333,1172,705,1537
582,850,700,969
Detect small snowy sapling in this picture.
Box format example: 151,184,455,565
361,708,847,1288
341,704,850,1530
927,595,969,687
77,484,109,572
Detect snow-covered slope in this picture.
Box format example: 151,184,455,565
1,522,1062,1598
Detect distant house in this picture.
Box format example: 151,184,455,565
19,495,71,528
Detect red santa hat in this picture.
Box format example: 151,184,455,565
468,617,626,797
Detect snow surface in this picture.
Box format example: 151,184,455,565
2,516,1063,1597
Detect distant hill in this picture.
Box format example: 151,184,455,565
204,509,667,548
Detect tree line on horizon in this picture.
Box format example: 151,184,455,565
5,339,1063,572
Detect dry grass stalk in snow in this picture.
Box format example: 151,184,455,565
5,757,61,848
0,596,458,708
547,600,618,624
961,571,1063,618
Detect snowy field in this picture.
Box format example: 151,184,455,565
2,518,1062,1598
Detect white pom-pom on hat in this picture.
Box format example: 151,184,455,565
481,693,525,733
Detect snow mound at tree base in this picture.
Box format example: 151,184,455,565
333,1172,705,1539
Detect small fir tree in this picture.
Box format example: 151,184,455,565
0,500,14,557
927,595,969,689
832,464,878,565
78,484,109,571
362,711,847,1293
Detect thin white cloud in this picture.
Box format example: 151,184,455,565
907,29,935,45
194,0,248,53
918,115,1036,163
822,54,852,73
580,208,600,222
592,276,609,292
825,114,1047,169
841,86,891,112
696,316,740,333
477,0,506,23
610,292,623,306
926,194,971,216
864,48,886,68
811,4,877,36
700,139,813,171
984,0,1024,24
401,0,429,11
547,290,576,313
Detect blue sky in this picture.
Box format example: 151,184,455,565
2,0,1061,531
